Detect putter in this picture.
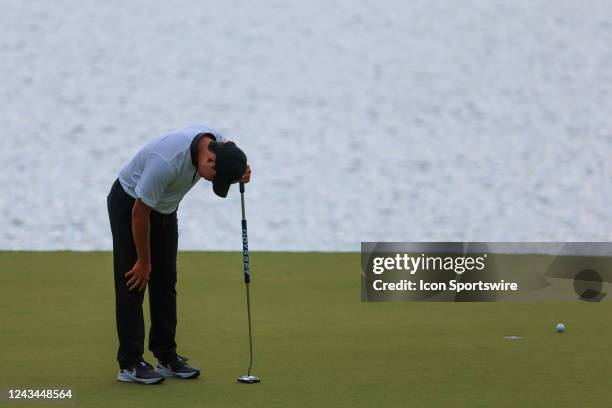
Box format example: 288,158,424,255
237,183,261,384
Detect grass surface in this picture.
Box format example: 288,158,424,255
1,251,611,407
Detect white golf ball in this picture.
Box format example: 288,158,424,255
556,323,566,333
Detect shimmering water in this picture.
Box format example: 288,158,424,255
1,0,610,251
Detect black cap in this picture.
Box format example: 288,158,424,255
208,141,247,198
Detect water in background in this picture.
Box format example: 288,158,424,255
1,0,611,251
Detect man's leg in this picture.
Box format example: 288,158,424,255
148,210,200,379
107,179,146,369
148,211,178,361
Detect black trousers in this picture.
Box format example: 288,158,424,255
107,178,179,369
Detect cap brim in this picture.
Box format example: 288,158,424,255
212,179,232,198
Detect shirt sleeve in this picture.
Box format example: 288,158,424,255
135,153,174,208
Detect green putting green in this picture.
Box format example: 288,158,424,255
1,251,611,407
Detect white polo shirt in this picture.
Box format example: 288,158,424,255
118,124,227,214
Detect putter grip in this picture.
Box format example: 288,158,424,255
242,219,250,283
240,182,245,193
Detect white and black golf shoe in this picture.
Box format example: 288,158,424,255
156,355,200,379
117,361,165,384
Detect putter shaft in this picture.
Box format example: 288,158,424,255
240,183,256,379
245,282,253,376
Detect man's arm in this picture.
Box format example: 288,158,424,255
126,153,173,291
125,198,152,291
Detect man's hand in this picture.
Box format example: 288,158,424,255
125,260,151,292
239,164,251,183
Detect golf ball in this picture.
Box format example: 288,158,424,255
556,323,566,333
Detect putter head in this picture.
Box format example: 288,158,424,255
238,375,260,384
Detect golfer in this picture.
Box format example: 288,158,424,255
107,124,250,384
